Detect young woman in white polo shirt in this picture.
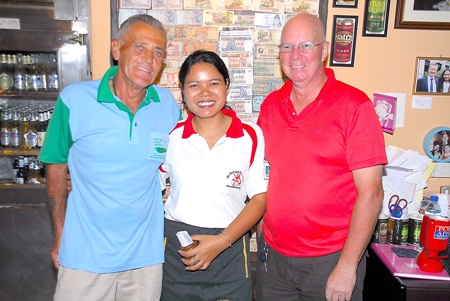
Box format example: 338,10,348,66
160,50,267,300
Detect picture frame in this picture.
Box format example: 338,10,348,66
119,0,151,9
423,127,450,163
413,57,450,94
362,0,391,37
395,0,450,30
333,0,358,8
329,15,358,67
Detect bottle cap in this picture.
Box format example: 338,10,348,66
430,195,439,202
176,231,193,247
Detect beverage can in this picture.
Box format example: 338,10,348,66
401,218,409,245
407,214,423,245
388,216,403,245
333,19,354,63
373,213,388,243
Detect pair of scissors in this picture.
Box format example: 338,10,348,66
389,195,408,218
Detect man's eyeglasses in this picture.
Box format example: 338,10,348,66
279,42,325,53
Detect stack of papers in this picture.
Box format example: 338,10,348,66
381,146,436,216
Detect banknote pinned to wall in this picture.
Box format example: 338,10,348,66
254,12,285,29
229,85,253,99
166,25,189,39
219,29,253,52
158,69,180,88
232,10,255,27
203,10,234,26
250,0,285,13
152,0,182,9
253,29,282,44
229,68,254,85
228,99,253,115
222,0,252,10
119,9,147,26
188,26,220,42
164,56,184,69
252,77,284,95
166,41,184,57
183,40,218,56
183,0,218,10
119,0,151,9
253,60,283,78
221,52,253,68
285,0,320,14
175,9,203,26
148,10,176,25
252,95,265,112
255,44,280,60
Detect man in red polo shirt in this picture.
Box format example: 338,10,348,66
256,13,387,301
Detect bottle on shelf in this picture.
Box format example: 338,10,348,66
27,158,43,184
1,108,11,147
425,195,441,216
16,156,27,184
10,109,20,148
0,53,14,93
36,110,47,148
13,53,26,92
12,156,19,183
47,54,59,92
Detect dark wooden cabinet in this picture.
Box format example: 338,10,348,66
0,186,56,301
363,246,450,301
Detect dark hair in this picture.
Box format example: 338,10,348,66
118,14,167,41
178,50,230,89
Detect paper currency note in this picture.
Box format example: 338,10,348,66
229,68,254,85
253,60,283,77
147,10,176,25
183,0,217,9
254,12,285,29
188,26,220,42
221,52,253,68
253,29,282,44
255,44,280,60
175,10,203,26
152,0,182,9
203,10,234,26
252,77,284,94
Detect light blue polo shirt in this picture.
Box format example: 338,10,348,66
39,66,180,273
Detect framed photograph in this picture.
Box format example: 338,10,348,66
395,0,450,30
119,0,151,9
362,0,391,37
413,57,450,94
333,0,358,8
423,127,450,163
330,15,358,67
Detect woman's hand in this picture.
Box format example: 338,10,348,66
179,233,230,271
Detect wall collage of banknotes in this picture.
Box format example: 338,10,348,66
118,0,320,121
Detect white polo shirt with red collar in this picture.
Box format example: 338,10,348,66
161,110,267,228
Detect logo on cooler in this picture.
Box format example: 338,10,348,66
433,225,450,239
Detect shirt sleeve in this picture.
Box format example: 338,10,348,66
38,97,73,164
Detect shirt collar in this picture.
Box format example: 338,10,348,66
97,66,160,106
181,109,244,139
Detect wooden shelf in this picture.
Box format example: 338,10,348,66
0,148,40,156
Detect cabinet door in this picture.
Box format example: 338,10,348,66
0,206,56,301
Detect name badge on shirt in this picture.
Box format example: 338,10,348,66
149,132,169,162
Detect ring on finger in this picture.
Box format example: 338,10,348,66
193,257,200,264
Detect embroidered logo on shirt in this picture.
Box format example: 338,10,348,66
226,171,243,189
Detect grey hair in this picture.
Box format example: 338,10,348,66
118,14,167,41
